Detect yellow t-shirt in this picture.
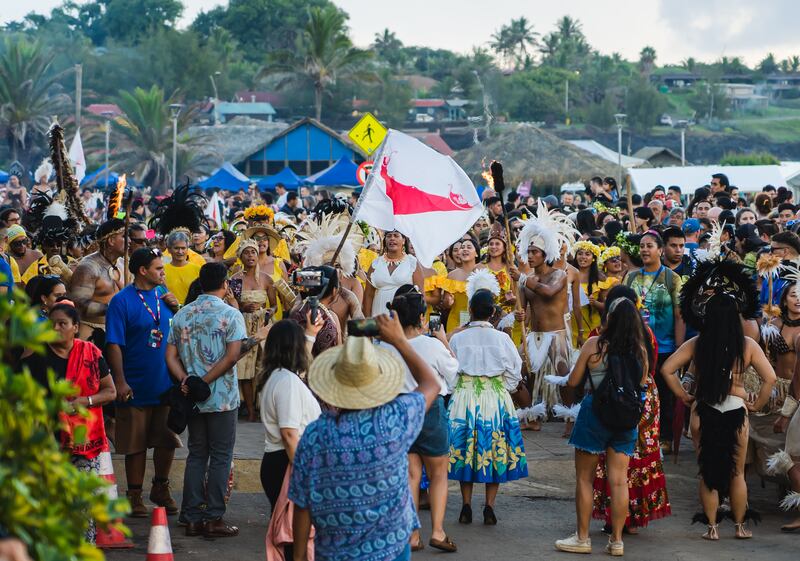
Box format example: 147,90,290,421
21,256,49,284
164,262,202,305
9,256,21,283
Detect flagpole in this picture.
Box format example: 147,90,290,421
328,133,390,267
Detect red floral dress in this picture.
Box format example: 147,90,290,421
591,329,672,527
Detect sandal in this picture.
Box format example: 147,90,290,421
429,535,457,552
410,538,425,552
702,524,719,541
458,504,472,524
734,523,752,539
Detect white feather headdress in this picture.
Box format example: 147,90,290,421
35,159,53,182
466,269,500,300
294,214,360,276
693,221,724,262
516,198,579,263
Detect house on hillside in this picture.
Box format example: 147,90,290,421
411,99,469,122
632,146,685,168
213,101,276,124
766,74,800,98
652,72,701,89
719,83,769,110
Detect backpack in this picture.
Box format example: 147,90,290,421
589,353,643,431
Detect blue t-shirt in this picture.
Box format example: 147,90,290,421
0,256,13,292
288,392,426,561
106,285,173,407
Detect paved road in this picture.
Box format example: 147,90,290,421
107,422,799,561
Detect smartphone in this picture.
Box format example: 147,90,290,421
428,314,441,336
348,318,380,337
292,269,324,289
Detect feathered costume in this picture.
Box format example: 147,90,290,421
516,199,579,418
679,257,761,517
148,181,207,237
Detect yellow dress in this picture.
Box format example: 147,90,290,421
570,279,620,346
423,273,446,321
440,278,468,333
164,262,201,305
236,289,269,381
487,265,523,346
268,263,286,320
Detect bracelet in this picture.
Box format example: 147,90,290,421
88,395,93,407
780,395,799,418
305,334,316,343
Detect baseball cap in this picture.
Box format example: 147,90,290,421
542,195,559,208
6,224,26,243
682,218,700,234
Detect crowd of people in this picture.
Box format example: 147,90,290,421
2,162,800,561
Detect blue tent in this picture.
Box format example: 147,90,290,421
257,167,305,190
80,165,109,186
304,157,360,187
0,170,8,183
198,162,250,191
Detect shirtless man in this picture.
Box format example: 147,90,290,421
69,219,145,344
327,271,364,332
517,240,571,430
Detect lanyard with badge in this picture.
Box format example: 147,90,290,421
636,266,663,324
137,289,162,348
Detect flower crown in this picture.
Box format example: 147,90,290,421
592,201,619,216
615,232,640,259
599,246,621,267
244,205,275,222
573,240,601,259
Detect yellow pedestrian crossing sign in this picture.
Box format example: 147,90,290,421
348,112,387,155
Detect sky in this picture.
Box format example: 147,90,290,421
6,0,800,66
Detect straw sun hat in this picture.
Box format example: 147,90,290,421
309,336,405,410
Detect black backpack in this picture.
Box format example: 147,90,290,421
589,353,643,431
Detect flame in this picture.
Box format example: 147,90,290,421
479,158,494,189
109,173,126,219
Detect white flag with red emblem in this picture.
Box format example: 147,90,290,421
354,130,482,267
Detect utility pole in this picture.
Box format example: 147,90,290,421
473,70,492,140
75,64,82,130
169,104,183,189
565,78,569,125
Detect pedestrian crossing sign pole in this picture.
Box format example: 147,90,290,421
348,112,387,156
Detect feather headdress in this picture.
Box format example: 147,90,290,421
516,198,578,263
149,181,207,236
466,269,501,300
294,213,360,276
693,221,724,262
679,259,759,331
34,159,53,183
48,121,91,227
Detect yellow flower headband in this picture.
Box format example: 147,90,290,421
599,246,621,267
573,240,601,260
244,205,275,222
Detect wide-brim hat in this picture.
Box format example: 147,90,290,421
244,221,282,251
309,336,405,410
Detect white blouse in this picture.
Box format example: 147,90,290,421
449,322,522,391
260,368,321,453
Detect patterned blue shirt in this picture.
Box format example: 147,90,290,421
288,392,426,561
167,294,247,414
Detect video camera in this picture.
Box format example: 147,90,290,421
292,268,330,324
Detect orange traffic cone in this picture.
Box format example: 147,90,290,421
96,451,134,549
146,507,174,561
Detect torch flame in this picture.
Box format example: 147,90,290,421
108,173,126,219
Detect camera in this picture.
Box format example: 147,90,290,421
348,318,380,337
292,269,326,291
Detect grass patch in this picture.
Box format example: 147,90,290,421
731,119,800,142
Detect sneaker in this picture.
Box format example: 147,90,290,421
150,479,178,515
605,540,624,556
126,489,149,518
555,533,592,554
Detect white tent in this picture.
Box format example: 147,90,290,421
628,165,787,195
568,140,647,168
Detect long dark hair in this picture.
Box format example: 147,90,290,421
387,284,425,328
257,320,310,393
595,294,650,373
694,294,744,405
572,248,600,318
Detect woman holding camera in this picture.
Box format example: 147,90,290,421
385,285,459,552
289,265,341,357
448,289,527,526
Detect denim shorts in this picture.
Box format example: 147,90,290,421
568,394,638,456
410,395,449,457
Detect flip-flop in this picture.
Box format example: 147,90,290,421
429,536,457,552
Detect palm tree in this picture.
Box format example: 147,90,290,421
556,16,583,42
639,46,657,75
791,55,800,73
258,6,373,121
98,86,213,190
0,37,70,162
373,28,405,68
681,57,697,73
489,26,513,67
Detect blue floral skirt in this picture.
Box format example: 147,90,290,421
447,375,528,483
